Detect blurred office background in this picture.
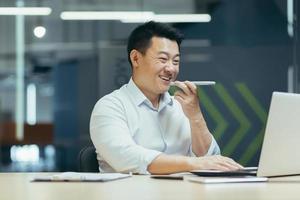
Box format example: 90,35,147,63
0,0,299,172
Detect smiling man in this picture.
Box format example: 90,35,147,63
90,21,242,174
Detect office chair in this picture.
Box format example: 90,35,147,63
78,146,99,172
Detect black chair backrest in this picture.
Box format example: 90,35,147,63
78,146,99,172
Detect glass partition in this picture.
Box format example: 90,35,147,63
0,0,298,171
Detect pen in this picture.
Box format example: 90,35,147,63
170,81,216,86
151,174,184,180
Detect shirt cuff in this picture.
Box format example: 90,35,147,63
138,150,162,175
189,136,221,157
189,145,197,157
205,136,220,156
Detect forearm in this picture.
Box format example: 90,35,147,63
190,112,212,156
173,81,216,156
147,154,193,174
148,153,243,174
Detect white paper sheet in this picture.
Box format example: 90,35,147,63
31,172,132,182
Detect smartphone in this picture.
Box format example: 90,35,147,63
169,81,216,94
170,81,216,86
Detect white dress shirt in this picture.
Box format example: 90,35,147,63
90,78,220,174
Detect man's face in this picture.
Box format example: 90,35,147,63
133,36,180,96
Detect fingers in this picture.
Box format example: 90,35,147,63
215,156,243,170
209,158,240,171
223,157,244,169
173,81,191,95
174,81,201,119
218,161,240,171
195,155,243,171
173,81,198,95
174,93,184,105
211,164,233,171
184,81,197,95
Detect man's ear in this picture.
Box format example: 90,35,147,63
130,49,140,69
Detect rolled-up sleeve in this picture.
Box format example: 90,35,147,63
189,135,220,157
90,98,161,174
205,136,221,155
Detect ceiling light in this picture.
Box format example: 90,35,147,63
60,11,211,23
33,26,46,38
60,11,154,21
121,14,211,23
0,7,52,15
153,14,211,23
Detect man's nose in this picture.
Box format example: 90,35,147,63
165,60,178,72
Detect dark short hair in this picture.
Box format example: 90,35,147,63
127,21,184,67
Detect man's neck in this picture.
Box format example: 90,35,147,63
149,95,160,109
132,77,160,108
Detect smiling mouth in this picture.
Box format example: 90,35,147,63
159,75,172,82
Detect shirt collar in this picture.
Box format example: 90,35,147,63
126,78,147,106
159,91,173,111
126,78,173,110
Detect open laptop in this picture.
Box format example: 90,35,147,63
191,92,300,178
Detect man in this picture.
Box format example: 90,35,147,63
90,21,242,174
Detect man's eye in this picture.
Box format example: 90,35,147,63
173,60,180,65
159,58,168,63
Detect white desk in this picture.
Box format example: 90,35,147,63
1,173,300,200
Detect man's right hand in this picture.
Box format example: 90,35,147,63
188,155,243,171
148,154,243,174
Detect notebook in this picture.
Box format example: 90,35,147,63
186,176,268,184
191,92,300,178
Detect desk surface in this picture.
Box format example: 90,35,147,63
1,173,300,200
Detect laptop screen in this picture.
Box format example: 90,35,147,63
257,92,300,177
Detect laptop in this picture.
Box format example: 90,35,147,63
191,92,300,178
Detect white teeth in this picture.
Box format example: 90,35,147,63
160,76,171,81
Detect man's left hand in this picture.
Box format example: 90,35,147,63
173,81,201,120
